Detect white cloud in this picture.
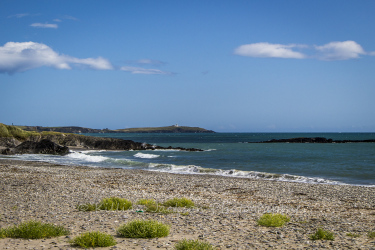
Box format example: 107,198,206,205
30,23,58,29
234,42,306,59
135,59,165,66
120,66,172,75
0,42,113,74
315,41,366,61
8,13,29,18
53,19,62,22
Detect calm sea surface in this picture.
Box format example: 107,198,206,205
4,133,375,186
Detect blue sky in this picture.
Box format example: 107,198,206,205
1,0,375,132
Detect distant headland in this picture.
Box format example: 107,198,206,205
17,125,215,134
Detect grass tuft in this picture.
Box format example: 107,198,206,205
70,231,116,248
310,228,335,240
144,204,174,214
174,239,215,250
117,219,170,238
368,231,375,239
257,213,290,227
137,199,157,206
0,228,6,239
4,221,69,239
346,232,361,238
163,197,195,208
99,197,132,211
77,197,132,211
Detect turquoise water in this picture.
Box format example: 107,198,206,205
5,133,375,186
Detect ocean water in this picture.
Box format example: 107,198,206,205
3,133,375,186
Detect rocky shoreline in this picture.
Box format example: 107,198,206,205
0,158,374,249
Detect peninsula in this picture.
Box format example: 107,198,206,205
18,125,215,134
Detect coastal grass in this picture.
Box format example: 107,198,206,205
137,199,157,206
77,197,132,211
346,232,361,238
310,228,335,241
2,220,70,239
117,220,170,238
174,239,215,250
368,231,375,239
0,123,39,140
163,197,195,208
144,204,174,214
257,213,290,227
0,228,6,239
70,231,116,248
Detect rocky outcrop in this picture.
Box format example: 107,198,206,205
256,137,375,143
2,139,69,155
1,133,203,155
0,137,22,148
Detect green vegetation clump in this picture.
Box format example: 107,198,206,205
144,204,174,214
310,228,335,241
99,197,132,211
163,197,195,208
117,220,170,238
368,231,375,239
137,199,157,206
346,232,361,238
77,197,132,211
70,231,117,248
3,221,69,239
0,123,39,140
174,239,215,250
0,228,6,239
257,213,290,227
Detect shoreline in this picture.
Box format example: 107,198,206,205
0,158,374,249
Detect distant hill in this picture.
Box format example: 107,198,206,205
115,125,215,133
18,125,215,133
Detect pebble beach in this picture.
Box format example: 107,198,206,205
0,158,374,249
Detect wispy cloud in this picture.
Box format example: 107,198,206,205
315,41,366,61
53,19,62,22
8,13,29,18
234,42,306,59
62,15,79,21
235,41,371,61
30,22,58,29
120,66,172,75
0,42,113,74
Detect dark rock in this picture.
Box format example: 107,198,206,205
3,139,69,156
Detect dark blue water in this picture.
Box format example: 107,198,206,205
6,133,375,186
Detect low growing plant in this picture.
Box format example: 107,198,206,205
4,221,70,239
0,228,6,239
368,231,375,239
77,197,132,211
163,197,194,208
174,239,215,250
310,228,335,241
144,204,174,214
117,219,170,238
137,199,157,206
99,197,132,211
257,213,290,227
70,231,116,248
346,232,361,238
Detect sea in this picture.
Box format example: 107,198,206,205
3,133,375,187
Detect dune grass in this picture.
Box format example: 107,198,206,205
2,221,70,239
137,199,157,206
257,213,290,227
310,228,335,240
0,123,39,140
174,239,215,250
0,228,6,239
70,231,116,248
163,197,195,208
77,197,132,211
368,231,375,239
117,220,170,238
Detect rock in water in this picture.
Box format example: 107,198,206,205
2,139,69,156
